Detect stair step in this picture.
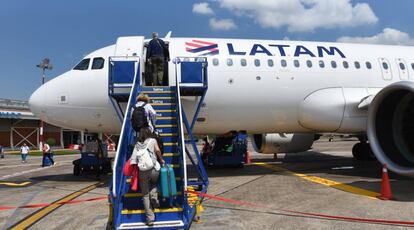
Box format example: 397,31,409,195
141,91,175,94
152,103,176,106
156,117,176,120
141,86,175,91
122,207,182,215
119,220,184,229
157,124,177,128
163,153,180,157
159,133,177,137
149,97,175,100
155,110,176,113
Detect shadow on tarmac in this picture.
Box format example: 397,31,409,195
189,150,414,202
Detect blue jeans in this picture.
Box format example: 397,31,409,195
21,154,27,162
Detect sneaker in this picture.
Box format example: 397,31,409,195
150,198,160,209
146,220,154,226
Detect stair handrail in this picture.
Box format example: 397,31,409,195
112,58,141,197
174,57,188,191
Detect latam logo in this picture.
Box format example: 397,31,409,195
185,40,219,56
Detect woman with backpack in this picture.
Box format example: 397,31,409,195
132,93,157,134
130,126,165,226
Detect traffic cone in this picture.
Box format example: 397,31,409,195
273,153,278,161
378,164,393,200
245,151,251,164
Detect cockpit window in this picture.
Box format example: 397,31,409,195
73,58,90,70
92,57,105,69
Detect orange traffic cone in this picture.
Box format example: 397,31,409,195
245,151,251,164
378,164,393,200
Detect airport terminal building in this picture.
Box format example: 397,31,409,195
0,98,79,149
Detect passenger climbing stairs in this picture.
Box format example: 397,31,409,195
108,56,209,229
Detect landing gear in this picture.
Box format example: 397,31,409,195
352,142,376,161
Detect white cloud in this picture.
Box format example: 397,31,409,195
213,0,378,32
209,18,237,30
337,28,414,45
193,2,214,15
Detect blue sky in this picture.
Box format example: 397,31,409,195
1,0,414,100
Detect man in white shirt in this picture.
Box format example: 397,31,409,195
20,143,30,163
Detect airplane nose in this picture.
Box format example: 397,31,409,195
29,85,47,118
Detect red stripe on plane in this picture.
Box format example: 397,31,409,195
192,40,216,46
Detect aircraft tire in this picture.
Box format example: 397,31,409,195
352,143,376,161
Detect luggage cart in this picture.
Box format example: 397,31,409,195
73,141,113,176
206,132,248,167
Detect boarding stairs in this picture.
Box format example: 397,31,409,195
108,56,209,229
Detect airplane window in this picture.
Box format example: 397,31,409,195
254,59,260,67
92,57,105,69
268,59,274,67
227,58,233,66
354,61,361,69
382,62,389,70
331,61,337,68
213,58,219,66
399,63,406,70
281,59,287,67
319,60,325,68
411,63,414,70
366,61,372,69
73,58,90,70
294,60,300,68
241,59,247,66
306,60,312,68
343,61,349,69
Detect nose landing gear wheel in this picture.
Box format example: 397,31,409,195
352,143,376,161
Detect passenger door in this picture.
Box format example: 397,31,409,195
379,58,392,80
395,58,409,80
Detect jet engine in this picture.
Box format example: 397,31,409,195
252,133,315,154
367,81,414,176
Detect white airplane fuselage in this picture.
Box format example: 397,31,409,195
29,37,414,135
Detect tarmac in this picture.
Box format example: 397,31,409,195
0,139,413,229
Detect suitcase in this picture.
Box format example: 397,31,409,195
159,165,177,203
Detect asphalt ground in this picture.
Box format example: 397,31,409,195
0,140,413,229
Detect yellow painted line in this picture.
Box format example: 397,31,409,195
0,181,31,187
253,162,380,199
157,124,177,128
11,182,103,230
163,153,180,157
157,117,176,120
124,191,182,198
122,207,182,215
164,142,178,146
159,133,177,137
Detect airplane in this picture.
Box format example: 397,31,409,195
29,34,414,177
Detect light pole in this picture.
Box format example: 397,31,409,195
36,58,53,151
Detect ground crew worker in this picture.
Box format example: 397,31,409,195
146,32,170,86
